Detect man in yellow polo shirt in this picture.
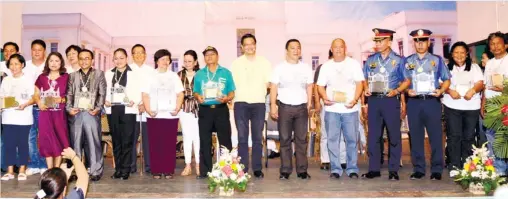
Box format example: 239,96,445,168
231,33,272,178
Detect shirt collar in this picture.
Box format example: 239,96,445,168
79,68,93,75
111,65,132,72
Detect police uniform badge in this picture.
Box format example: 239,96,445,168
391,60,397,67
369,62,377,69
374,29,380,35
417,29,424,37
431,60,436,67
405,63,415,70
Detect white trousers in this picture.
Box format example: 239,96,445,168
180,111,200,164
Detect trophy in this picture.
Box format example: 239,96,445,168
412,70,435,95
368,72,389,94
0,96,19,109
111,85,130,105
41,87,60,110
76,91,93,110
490,74,504,87
455,79,473,97
203,81,222,101
150,87,174,114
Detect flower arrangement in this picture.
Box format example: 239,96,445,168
452,143,503,195
483,81,508,159
208,146,250,196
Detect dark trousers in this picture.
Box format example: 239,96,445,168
277,101,308,174
367,96,401,172
407,97,443,174
475,118,487,147
198,104,232,176
131,120,150,173
107,106,136,173
444,106,479,169
2,125,31,166
234,102,265,172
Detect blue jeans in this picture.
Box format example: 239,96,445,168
28,108,46,169
325,111,360,176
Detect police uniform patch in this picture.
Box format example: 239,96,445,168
370,62,377,68
405,63,415,70
431,60,435,67
392,60,397,67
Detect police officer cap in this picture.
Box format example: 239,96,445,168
409,29,433,41
372,28,396,41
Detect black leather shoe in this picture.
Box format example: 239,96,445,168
119,173,129,180
330,173,341,179
389,171,399,181
361,171,381,179
348,173,359,179
90,175,101,182
279,172,290,180
254,170,264,178
320,163,330,170
297,172,311,179
410,172,425,180
341,164,347,169
430,173,442,180
268,151,280,159
196,175,207,179
111,171,122,179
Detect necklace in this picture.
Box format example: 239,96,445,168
114,67,127,88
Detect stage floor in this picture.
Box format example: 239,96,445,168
1,156,479,198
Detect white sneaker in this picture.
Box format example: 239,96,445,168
26,168,40,176
450,170,458,178
1,174,15,181
39,168,47,175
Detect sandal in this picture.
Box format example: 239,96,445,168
152,174,162,179
181,166,191,176
18,173,27,181
164,173,173,179
1,173,15,181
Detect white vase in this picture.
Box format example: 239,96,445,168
219,187,234,196
468,183,485,195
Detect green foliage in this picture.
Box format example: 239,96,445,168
483,84,508,159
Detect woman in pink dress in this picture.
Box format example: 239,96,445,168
34,52,70,168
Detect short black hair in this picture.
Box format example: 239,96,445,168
65,45,81,55
328,50,333,59
6,54,26,69
131,44,146,53
241,34,256,45
114,48,128,57
79,49,94,59
153,49,172,69
285,39,301,50
31,39,46,49
487,31,506,45
3,42,19,52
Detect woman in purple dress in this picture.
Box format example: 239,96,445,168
34,52,70,169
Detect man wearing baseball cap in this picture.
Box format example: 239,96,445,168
194,46,236,179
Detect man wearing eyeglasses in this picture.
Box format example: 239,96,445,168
66,49,107,182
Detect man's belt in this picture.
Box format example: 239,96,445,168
411,95,437,100
199,103,227,109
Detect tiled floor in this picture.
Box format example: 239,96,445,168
0,156,477,198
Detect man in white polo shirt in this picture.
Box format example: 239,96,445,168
129,44,154,174
270,39,313,180
26,39,48,176
317,38,364,179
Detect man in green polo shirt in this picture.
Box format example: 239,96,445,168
193,46,235,179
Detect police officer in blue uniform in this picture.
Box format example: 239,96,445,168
361,28,410,181
405,29,451,180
